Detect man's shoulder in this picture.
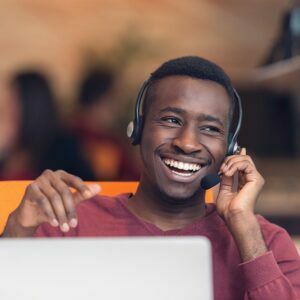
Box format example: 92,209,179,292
256,214,290,244
256,214,286,234
77,193,131,215
256,214,285,231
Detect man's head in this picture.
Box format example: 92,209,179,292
136,56,236,201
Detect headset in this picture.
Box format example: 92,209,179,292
127,75,243,156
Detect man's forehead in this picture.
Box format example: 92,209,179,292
149,75,229,98
147,76,231,112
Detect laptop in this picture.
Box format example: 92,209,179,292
0,237,213,300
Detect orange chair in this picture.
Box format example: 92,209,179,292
0,181,214,234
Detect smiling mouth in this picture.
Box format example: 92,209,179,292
162,158,203,177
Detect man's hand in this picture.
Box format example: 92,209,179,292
216,148,267,262
3,170,101,237
216,148,265,221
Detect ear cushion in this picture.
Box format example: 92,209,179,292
130,116,144,145
127,121,134,138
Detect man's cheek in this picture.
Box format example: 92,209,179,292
209,145,227,172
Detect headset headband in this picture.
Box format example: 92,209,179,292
128,76,242,155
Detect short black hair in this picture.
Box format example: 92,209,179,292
79,69,114,107
142,56,235,118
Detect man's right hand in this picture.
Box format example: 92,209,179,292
2,170,101,237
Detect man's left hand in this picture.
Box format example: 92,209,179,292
216,148,265,221
215,148,267,262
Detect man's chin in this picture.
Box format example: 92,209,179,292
157,183,203,204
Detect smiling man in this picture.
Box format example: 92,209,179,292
2,56,300,299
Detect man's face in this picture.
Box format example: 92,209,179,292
140,75,231,200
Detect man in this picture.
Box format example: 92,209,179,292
2,56,300,299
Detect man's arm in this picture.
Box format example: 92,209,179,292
216,148,300,299
240,228,300,299
225,212,267,262
1,170,100,237
216,148,267,261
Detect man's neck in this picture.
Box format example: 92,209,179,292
127,179,207,231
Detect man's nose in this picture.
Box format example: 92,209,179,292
172,126,203,154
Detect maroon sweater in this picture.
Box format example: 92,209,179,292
35,194,300,299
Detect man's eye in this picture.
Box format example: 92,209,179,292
201,126,221,133
161,117,181,125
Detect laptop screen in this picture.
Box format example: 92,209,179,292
0,237,213,300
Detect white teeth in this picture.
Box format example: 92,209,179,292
172,170,193,177
194,164,200,171
163,158,201,172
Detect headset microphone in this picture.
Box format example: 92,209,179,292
200,173,221,190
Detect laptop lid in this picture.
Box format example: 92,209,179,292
0,237,213,300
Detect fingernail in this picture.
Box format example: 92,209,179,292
52,219,59,227
69,218,78,228
89,184,101,193
61,223,70,232
83,190,92,198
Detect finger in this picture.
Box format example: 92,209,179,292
28,183,59,227
56,170,101,204
48,172,78,228
222,160,255,178
219,174,234,192
223,152,254,165
72,183,101,205
238,171,246,190
240,147,246,155
38,175,70,232
221,156,255,173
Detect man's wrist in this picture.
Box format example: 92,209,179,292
224,211,268,262
224,211,257,231
2,212,38,238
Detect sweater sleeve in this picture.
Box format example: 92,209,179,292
239,226,300,299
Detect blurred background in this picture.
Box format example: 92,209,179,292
0,0,299,244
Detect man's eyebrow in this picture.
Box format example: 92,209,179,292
199,114,224,127
158,107,186,115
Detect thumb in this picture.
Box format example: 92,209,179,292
73,183,101,205
219,174,234,194
216,174,234,216
240,147,246,155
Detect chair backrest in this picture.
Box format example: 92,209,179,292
0,181,214,234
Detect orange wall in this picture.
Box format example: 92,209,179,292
0,0,288,112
